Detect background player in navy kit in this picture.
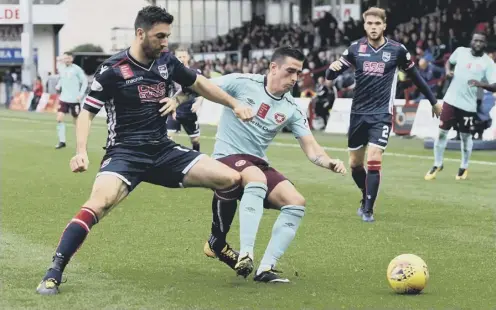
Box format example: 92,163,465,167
326,7,442,222
167,47,202,151
36,6,254,295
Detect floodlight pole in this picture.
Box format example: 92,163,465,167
21,0,35,89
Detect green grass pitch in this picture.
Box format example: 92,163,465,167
1,109,495,309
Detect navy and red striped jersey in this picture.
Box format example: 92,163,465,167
338,37,414,115
83,48,197,147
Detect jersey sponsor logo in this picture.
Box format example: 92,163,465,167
363,61,386,76
274,112,286,124
119,64,134,79
138,82,166,102
235,160,246,167
125,76,144,84
257,103,270,119
382,52,391,62
101,157,111,169
359,44,367,53
158,64,169,79
250,120,278,133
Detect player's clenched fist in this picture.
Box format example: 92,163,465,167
70,153,89,173
329,159,347,175
329,60,343,72
234,106,254,122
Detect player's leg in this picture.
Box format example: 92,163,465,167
255,172,305,283
70,102,81,126
456,111,475,180
348,113,368,213
425,102,455,180
166,115,181,140
362,114,392,222
203,195,239,270
181,116,201,151
55,102,68,149
37,174,130,295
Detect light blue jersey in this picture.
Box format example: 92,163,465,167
57,64,88,103
444,47,496,112
211,73,311,161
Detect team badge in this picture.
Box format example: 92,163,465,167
158,65,169,79
274,112,286,124
101,157,112,169
359,44,367,53
235,160,246,167
382,51,391,62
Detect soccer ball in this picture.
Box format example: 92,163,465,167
386,254,429,294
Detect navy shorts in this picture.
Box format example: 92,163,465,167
97,141,204,191
348,113,392,151
167,114,200,137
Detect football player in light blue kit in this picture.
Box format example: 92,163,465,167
199,47,347,283
55,52,88,149
425,32,496,180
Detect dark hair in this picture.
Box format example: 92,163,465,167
270,46,305,63
472,31,487,39
64,51,73,56
135,6,174,32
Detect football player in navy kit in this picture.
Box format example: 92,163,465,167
36,6,253,295
326,7,443,222
167,47,203,151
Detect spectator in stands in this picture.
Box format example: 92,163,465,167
313,76,335,129
29,76,43,112
413,58,445,102
2,69,14,109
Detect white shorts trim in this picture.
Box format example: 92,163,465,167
348,144,364,151
182,153,206,174
368,142,387,150
188,132,201,138
96,171,131,186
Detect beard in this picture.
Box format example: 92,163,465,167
141,37,162,60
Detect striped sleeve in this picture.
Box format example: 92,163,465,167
398,44,415,71
83,64,114,114
339,42,357,68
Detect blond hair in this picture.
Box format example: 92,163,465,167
362,7,386,23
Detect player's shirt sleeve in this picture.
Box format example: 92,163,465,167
82,65,115,114
398,44,415,71
288,106,312,138
484,61,496,85
448,47,461,65
209,73,243,97
170,56,197,87
76,65,88,99
339,43,356,68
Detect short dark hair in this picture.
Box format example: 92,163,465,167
472,31,487,40
134,6,174,32
270,46,305,64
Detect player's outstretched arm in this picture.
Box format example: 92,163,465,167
190,75,253,121
297,134,347,175
468,80,496,92
325,59,350,81
70,109,96,173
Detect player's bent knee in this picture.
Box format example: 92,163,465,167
190,136,200,144
86,175,129,217
219,168,241,189
240,166,267,186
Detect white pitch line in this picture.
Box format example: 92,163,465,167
2,116,495,166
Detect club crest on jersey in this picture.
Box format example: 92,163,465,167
101,157,111,169
382,51,391,62
158,65,169,79
274,112,286,124
359,44,367,53
235,160,246,167
257,103,271,119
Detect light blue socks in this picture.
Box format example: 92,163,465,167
57,122,66,143
434,129,449,167
257,205,305,274
239,182,267,259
